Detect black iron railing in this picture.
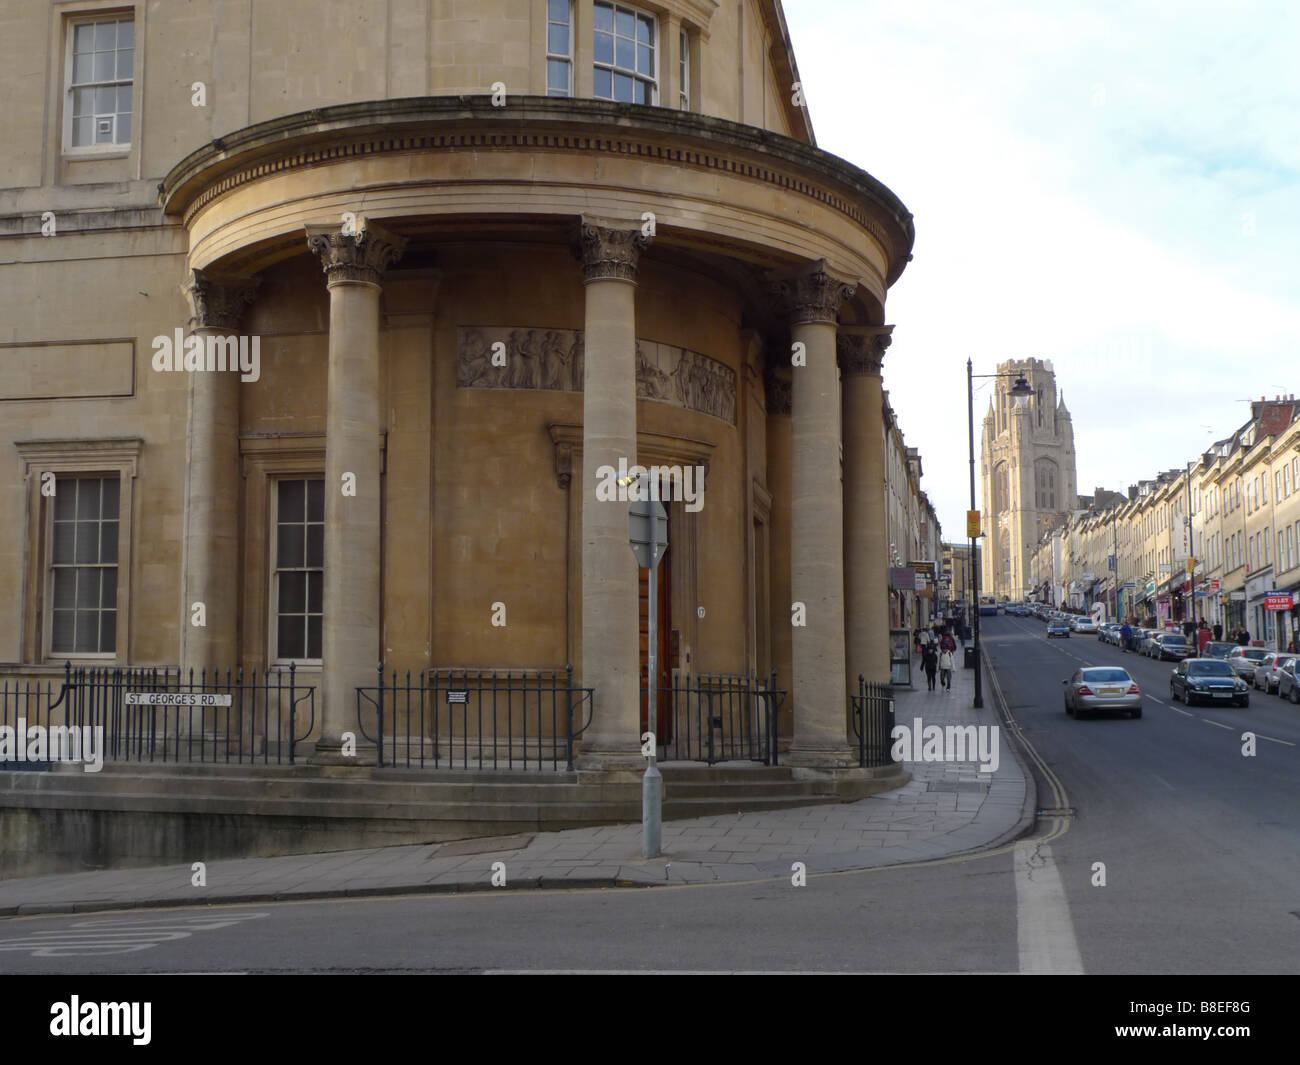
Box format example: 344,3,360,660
851,675,897,768
356,665,595,771
643,670,784,765
0,662,315,766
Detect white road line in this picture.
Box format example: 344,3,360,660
1014,840,1084,975
1169,705,1195,717
1151,773,1176,791
1149,698,1167,706
1257,733,1297,747
1202,719,1233,730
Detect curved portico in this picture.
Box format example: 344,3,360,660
160,96,914,771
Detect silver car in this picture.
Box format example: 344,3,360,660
1226,647,1269,679
1253,654,1296,693
1063,666,1142,719
1278,662,1300,704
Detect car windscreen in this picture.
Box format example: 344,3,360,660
1204,643,1235,655
1162,636,1187,645
1188,661,1234,677
1081,669,1131,683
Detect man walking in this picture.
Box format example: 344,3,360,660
938,643,955,691
1120,620,1133,653
922,642,938,691
1213,621,1223,642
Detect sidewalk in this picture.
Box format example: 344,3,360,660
0,651,1033,915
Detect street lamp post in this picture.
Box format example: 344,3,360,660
967,358,1033,710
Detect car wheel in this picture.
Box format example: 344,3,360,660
1170,684,1179,702
1065,697,1073,715
1291,685,1299,705
1238,696,1250,708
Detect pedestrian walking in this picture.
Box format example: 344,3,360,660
939,628,957,654
1212,622,1223,641
1237,628,1250,646
938,646,954,691
922,644,938,691
1120,620,1132,653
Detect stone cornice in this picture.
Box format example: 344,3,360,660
183,269,259,331
578,222,648,284
305,222,407,285
158,96,914,287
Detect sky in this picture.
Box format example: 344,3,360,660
782,0,1300,539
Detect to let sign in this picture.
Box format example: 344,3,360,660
1264,593,1294,611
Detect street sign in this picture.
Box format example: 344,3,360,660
966,510,981,538
447,690,468,704
125,692,232,707
628,498,668,569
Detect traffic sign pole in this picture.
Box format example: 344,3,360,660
628,495,668,858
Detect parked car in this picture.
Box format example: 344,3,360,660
1253,654,1296,693
1138,631,1162,657
1064,667,1141,718
1278,661,1300,703
1047,619,1071,638
1154,634,1192,661
1170,658,1251,707
1201,641,1238,660
1226,647,1269,679
1070,616,1099,634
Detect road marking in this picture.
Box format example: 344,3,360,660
1149,697,1167,706
1202,719,1233,730
1256,733,1297,747
1169,705,1194,717
1151,773,1175,791
1014,840,1084,975
0,912,268,957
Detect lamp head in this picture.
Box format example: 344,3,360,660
1010,374,1034,409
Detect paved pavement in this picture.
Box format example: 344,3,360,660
0,644,1033,916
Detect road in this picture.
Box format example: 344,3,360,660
1,615,1295,975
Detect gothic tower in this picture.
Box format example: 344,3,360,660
980,358,1077,600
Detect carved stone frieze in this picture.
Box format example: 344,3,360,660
458,327,737,425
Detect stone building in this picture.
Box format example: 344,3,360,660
0,0,915,773
981,358,1077,600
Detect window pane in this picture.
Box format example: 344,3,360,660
117,85,132,113
54,568,76,609
72,116,93,147
548,0,569,21
76,568,100,608
547,59,569,91
93,50,114,82
308,571,323,613
117,20,133,47
614,72,634,101
594,3,614,32
95,85,116,115
637,44,652,75
635,78,651,104
306,524,323,568
101,476,119,515
616,35,634,70
77,478,100,518
95,21,116,50
74,612,98,653
75,522,100,564
279,480,305,523
548,24,569,55
594,31,613,65
638,15,654,43
616,8,634,37
53,521,75,562
101,567,117,608
278,616,305,659
278,523,305,568
74,23,95,53
100,610,116,652
73,52,93,83
594,67,612,98
307,478,323,522
307,615,322,659
279,572,306,613
116,112,130,143
52,610,75,652
116,47,133,80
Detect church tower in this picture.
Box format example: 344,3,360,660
980,358,1077,600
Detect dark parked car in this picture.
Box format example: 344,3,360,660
1153,634,1192,661
1201,641,1238,660
1170,658,1250,707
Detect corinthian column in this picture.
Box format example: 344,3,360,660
576,221,648,771
771,260,858,767
304,222,406,763
840,327,893,690
180,269,258,675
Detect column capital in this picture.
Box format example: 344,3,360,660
183,269,259,332
305,221,407,285
837,326,894,377
768,259,857,325
764,366,792,415
578,221,649,284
